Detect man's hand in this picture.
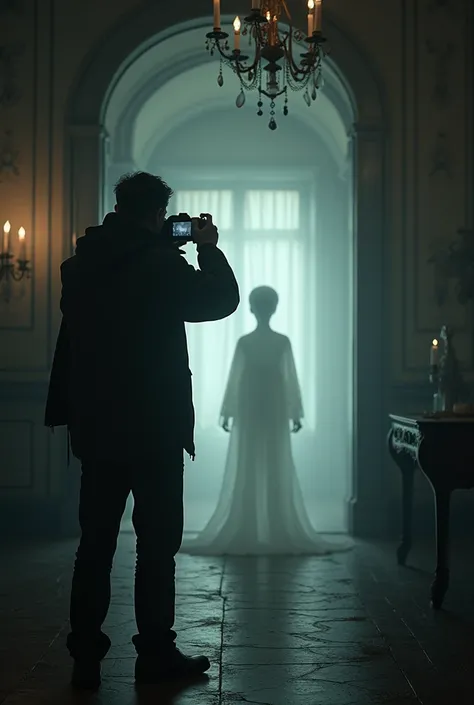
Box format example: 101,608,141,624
221,417,231,432
291,419,303,433
193,213,219,248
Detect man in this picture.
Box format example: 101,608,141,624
45,172,240,689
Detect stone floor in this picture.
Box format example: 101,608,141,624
0,531,473,704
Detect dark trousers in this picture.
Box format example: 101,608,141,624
66,442,184,661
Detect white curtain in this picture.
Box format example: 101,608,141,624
175,189,316,431
173,187,329,533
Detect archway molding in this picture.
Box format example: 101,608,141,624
65,2,389,537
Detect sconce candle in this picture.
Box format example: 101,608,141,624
3,220,11,254
0,220,31,298
233,16,241,51
430,338,439,366
307,0,315,36
18,227,26,260
213,0,220,29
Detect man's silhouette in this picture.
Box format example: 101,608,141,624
45,172,239,688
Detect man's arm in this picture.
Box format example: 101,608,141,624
174,243,240,323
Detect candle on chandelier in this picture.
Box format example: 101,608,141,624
18,227,26,260
3,220,11,254
213,0,220,29
430,338,439,366
233,16,241,51
266,10,277,46
315,0,322,32
307,0,315,36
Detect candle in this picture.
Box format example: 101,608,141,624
266,11,277,46
3,220,11,254
315,0,322,31
72,233,77,250
18,226,26,260
233,16,241,51
213,0,220,29
430,338,439,366
307,0,315,36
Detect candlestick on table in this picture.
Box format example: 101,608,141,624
430,338,439,366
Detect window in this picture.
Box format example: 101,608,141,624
172,183,315,430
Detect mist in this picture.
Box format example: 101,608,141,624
114,92,353,539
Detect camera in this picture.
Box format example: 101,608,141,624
165,213,204,243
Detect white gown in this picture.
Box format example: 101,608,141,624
180,329,353,555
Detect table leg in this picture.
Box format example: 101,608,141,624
430,487,451,609
387,429,416,566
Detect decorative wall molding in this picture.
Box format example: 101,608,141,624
426,0,455,13
0,0,22,14
429,130,450,177
0,128,19,180
401,0,472,360
0,42,24,108
0,380,48,399
425,39,455,108
0,419,33,488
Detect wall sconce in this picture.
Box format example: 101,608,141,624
0,220,32,303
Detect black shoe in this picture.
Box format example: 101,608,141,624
71,660,101,690
135,649,211,683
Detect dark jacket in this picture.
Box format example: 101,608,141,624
44,212,240,462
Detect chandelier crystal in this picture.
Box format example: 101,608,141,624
206,1,327,130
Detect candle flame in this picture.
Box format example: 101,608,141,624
233,16,241,32
18,227,26,240
308,0,315,9
3,220,11,234
266,10,271,21
432,339,438,347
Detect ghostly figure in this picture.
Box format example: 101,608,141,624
181,286,352,555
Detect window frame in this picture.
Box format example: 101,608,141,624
166,167,315,245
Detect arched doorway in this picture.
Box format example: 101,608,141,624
65,4,387,537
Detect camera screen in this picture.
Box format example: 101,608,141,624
172,221,192,239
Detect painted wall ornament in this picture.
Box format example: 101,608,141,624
429,131,451,177
425,39,455,108
428,228,474,306
0,129,19,181
0,43,24,108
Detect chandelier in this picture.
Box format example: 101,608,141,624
206,1,327,130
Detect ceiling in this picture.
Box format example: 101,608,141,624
104,21,354,168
